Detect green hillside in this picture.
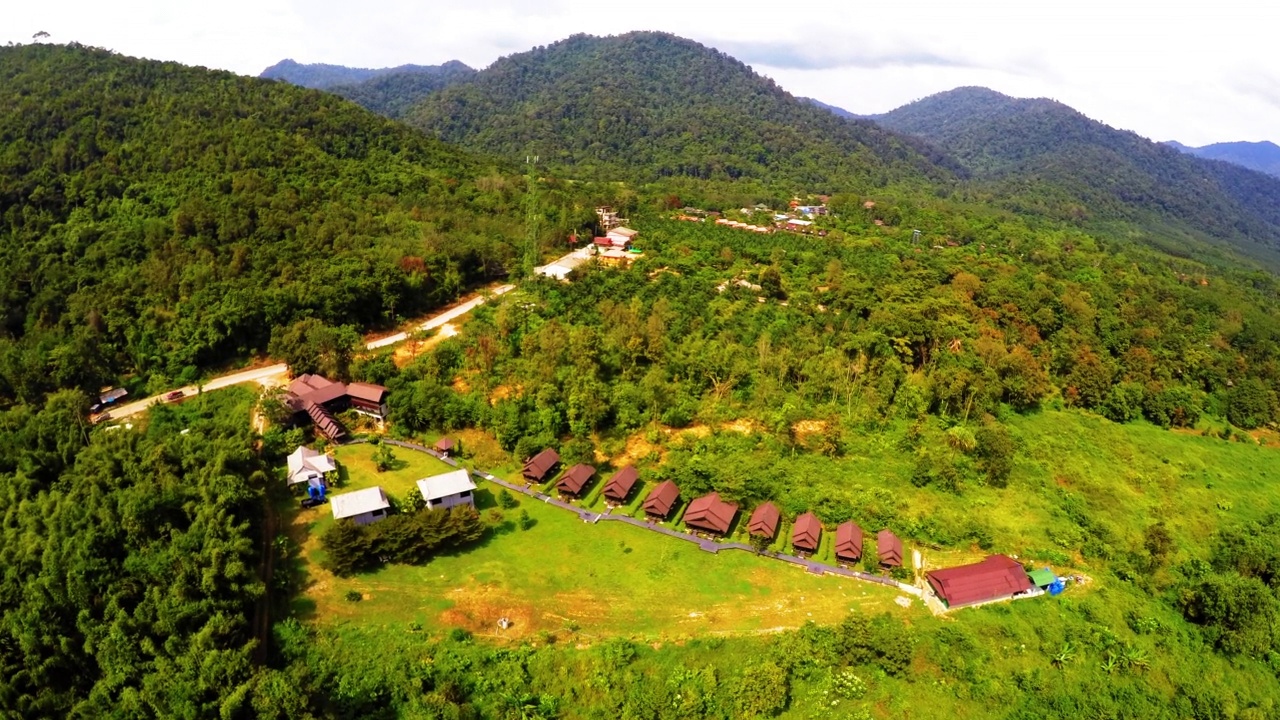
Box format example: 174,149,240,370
0,44,534,403
405,32,959,189
3,38,1280,720
329,63,477,118
874,87,1280,257
259,58,474,90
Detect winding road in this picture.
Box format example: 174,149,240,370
103,284,515,421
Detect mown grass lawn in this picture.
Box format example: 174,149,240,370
288,466,916,642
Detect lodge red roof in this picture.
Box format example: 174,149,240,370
434,437,455,452
643,480,680,519
603,466,638,503
835,521,864,561
556,464,596,496
747,502,781,539
927,555,1033,608
792,512,822,552
684,492,738,535
523,448,560,481
877,529,904,567
346,382,388,403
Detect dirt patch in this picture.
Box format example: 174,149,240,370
451,374,472,394
791,419,829,440
489,384,521,405
393,323,458,367
722,418,763,434
439,585,542,639
614,432,666,466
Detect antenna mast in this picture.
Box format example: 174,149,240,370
524,155,540,277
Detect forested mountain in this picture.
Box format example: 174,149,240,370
0,43,552,405
259,57,474,89
404,32,960,189
1167,139,1280,178
873,87,1280,254
328,63,477,118
800,96,860,120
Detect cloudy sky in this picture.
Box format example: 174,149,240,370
7,0,1280,146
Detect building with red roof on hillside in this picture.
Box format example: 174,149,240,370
684,492,738,536
747,502,781,540
791,512,822,555
835,521,864,563
927,555,1034,609
877,529,904,568
642,481,680,522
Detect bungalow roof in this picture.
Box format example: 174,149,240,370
346,382,388,403
417,469,477,502
523,448,559,480
331,486,389,520
835,521,864,560
747,502,781,539
603,466,638,502
434,437,456,452
556,464,596,495
684,492,738,534
642,480,680,518
792,512,822,552
877,529,904,567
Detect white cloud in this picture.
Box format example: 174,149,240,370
4,0,1279,145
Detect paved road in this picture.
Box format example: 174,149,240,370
106,363,289,420
366,284,514,350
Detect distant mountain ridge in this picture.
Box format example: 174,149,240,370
1165,140,1280,178
260,58,474,89
873,86,1280,252
800,97,860,120
403,31,959,189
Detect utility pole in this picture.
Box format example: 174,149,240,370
524,155,539,277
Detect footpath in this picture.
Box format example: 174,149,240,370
382,439,918,596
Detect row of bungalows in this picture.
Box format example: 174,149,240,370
520,446,908,567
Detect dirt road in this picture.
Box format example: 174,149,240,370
365,284,514,350
106,363,290,421
103,284,516,422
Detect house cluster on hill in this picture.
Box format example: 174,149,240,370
285,374,389,441
518,445,911,568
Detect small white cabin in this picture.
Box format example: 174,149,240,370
330,486,391,525
417,469,477,511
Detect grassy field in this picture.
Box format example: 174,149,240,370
283,444,916,642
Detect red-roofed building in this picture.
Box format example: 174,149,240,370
643,480,680,521
747,502,780,540
791,512,822,555
556,464,596,498
835,521,864,563
927,555,1034,609
523,448,560,483
602,466,638,504
877,529,904,568
284,374,390,440
684,492,738,536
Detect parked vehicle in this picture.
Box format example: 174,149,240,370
164,390,185,401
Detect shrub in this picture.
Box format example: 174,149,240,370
498,489,520,509
345,590,362,603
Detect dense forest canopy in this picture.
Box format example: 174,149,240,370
0,43,594,405
405,32,960,189
328,65,479,119
259,58,476,90
873,87,1280,258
